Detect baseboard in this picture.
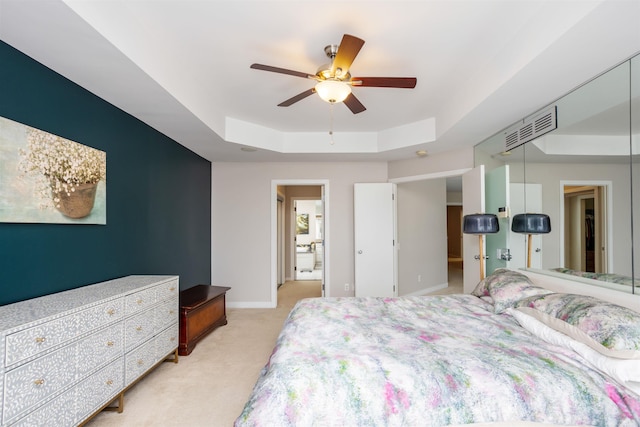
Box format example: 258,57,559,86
402,283,448,297
227,301,276,309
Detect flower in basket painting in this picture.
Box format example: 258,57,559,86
0,117,106,224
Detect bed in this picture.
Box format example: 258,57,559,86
235,269,640,426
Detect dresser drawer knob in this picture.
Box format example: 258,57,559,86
169,310,175,315
106,379,113,386
169,287,176,292
35,337,46,344
136,326,143,332
137,359,144,366
107,341,115,347
34,379,45,386
136,299,143,305
170,336,176,342
107,308,116,316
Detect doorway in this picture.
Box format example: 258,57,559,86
561,182,611,273
272,180,328,306
294,199,324,281
391,171,467,295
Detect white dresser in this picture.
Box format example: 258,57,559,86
0,275,179,427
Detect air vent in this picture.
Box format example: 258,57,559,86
504,106,557,150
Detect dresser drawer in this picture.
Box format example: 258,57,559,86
77,299,124,336
156,278,179,303
124,340,155,387
77,323,124,377
154,297,178,331
3,344,77,424
11,386,77,427
155,323,179,360
124,287,156,315
5,314,78,367
75,358,124,422
124,311,155,351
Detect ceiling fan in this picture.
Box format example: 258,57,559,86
250,34,417,114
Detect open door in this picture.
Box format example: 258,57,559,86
462,166,485,293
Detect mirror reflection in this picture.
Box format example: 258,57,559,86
476,52,639,294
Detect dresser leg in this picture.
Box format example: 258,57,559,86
163,348,179,364
103,392,125,413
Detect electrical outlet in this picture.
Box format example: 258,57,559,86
344,283,349,291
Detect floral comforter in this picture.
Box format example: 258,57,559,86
235,295,640,426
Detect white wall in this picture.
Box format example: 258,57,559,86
397,179,448,295
212,162,387,307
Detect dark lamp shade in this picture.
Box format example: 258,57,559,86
462,214,499,234
511,213,551,234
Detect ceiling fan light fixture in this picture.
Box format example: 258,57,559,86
315,79,352,104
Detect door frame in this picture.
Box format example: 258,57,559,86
390,167,472,292
271,180,330,306
559,180,613,272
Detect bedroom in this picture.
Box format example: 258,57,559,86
0,1,639,426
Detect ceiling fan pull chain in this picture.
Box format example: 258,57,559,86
329,103,335,145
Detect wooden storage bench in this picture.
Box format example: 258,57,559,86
179,285,230,356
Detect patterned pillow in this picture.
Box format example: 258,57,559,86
514,293,640,359
471,269,553,313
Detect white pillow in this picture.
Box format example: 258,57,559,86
508,308,640,395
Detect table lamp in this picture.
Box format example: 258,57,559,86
511,213,551,268
463,213,499,280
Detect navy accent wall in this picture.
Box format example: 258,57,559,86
0,41,211,305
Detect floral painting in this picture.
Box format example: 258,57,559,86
0,116,106,224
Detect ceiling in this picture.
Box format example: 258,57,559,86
1,0,639,163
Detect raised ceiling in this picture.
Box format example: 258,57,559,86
1,0,639,162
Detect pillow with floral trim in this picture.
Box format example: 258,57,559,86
514,293,640,359
471,268,553,313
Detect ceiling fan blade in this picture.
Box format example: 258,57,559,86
278,88,316,107
331,34,365,78
343,93,366,114
250,63,314,79
352,77,417,88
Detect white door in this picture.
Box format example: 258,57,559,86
354,183,397,297
462,166,485,294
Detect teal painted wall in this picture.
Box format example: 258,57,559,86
0,41,211,305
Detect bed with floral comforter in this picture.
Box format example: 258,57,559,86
236,284,640,426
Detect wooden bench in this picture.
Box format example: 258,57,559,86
178,285,230,356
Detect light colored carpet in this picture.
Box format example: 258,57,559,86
87,265,462,427
86,280,321,427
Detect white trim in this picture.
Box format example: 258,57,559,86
402,283,449,296
271,179,331,308
388,168,472,184
558,180,614,272
211,163,215,291
227,302,275,309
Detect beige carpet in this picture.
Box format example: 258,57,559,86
87,266,462,427
86,280,322,427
